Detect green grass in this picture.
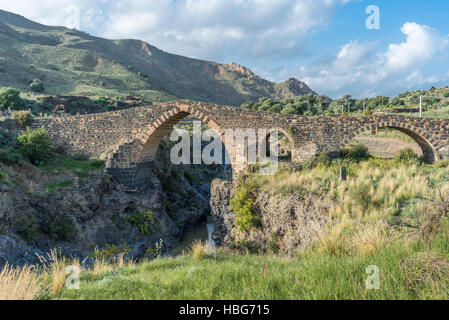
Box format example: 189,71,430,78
38,155,104,177
358,128,415,144
44,178,74,192
57,236,449,300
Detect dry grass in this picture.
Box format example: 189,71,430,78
353,220,392,255
244,160,449,260
400,252,449,298
37,249,74,296
191,240,214,260
0,263,41,300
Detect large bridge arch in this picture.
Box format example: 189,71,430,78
341,121,438,163
135,104,226,163
105,104,235,191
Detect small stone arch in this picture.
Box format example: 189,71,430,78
262,127,296,160
341,122,437,163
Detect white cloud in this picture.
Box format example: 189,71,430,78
0,0,349,61
294,22,448,98
383,23,446,72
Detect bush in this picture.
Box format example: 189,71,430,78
15,213,39,242
124,210,156,236
73,153,89,161
396,148,419,163
0,128,14,148
29,79,45,93
17,127,52,164
89,244,130,259
364,106,372,116
42,213,77,241
12,111,33,129
0,87,25,110
230,184,260,232
303,151,330,169
340,144,371,161
0,148,22,165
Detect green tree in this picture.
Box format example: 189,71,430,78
364,105,372,116
0,87,25,110
29,79,45,93
17,127,52,164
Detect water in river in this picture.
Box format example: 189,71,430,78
169,221,216,256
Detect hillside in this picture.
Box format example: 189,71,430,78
0,9,314,106
240,86,449,117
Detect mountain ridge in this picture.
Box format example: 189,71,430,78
0,9,315,106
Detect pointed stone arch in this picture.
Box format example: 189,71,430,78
105,103,232,191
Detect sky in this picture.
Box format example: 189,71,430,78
0,0,448,99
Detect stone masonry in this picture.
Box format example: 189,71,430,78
29,100,449,191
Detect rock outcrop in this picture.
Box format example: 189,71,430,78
210,179,331,255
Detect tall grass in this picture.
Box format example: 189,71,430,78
0,263,40,300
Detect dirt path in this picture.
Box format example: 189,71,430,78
353,136,422,158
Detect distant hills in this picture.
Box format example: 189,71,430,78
0,9,314,106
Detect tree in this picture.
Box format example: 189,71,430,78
364,105,372,116
13,111,33,129
18,127,52,164
0,87,25,110
29,79,45,93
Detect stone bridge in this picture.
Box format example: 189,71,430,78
33,100,449,191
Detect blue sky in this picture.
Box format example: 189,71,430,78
1,0,448,98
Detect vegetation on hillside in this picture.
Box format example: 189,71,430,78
241,87,449,118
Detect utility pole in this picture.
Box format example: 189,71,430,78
419,95,423,118
342,105,344,117
347,101,350,114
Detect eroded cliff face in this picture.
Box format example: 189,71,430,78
0,169,177,266
0,140,224,267
210,179,331,255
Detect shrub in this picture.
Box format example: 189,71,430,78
17,127,52,164
0,128,14,147
340,144,371,161
42,213,77,241
364,105,372,116
0,87,25,111
73,153,89,161
396,148,418,163
89,244,131,259
184,169,199,182
15,213,39,242
29,80,45,93
230,184,260,232
303,151,330,169
191,240,211,260
12,111,33,129
124,210,156,236
0,148,22,165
